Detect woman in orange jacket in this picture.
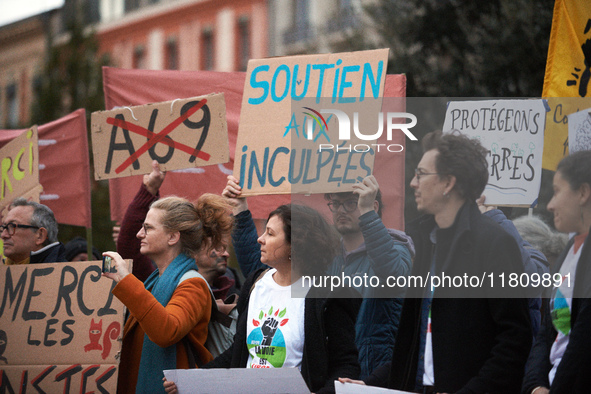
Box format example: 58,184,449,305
103,194,232,393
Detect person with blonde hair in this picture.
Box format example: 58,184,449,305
103,193,232,393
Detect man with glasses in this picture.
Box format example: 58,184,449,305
324,175,414,380
1,198,67,265
353,131,531,393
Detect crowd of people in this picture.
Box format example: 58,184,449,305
1,130,590,394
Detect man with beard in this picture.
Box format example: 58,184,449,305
324,175,414,379
194,237,240,304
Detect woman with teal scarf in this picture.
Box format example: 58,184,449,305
103,194,233,393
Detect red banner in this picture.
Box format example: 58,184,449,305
102,67,406,229
0,109,92,228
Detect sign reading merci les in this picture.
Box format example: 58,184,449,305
0,261,130,393
91,93,229,180
234,49,390,196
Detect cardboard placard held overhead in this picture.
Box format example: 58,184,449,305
542,97,591,170
442,99,547,207
567,107,591,153
235,49,389,196
0,260,130,393
91,93,229,180
0,126,40,213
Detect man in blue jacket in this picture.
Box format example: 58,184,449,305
324,175,414,379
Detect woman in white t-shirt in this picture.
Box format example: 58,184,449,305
165,177,361,394
523,150,591,394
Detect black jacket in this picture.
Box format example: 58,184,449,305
205,268,361,394
30,242,67,264
522,229,591,394
367,203,532,393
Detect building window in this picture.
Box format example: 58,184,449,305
201,27,214,70
166,37,178,70
124,0,141,12
86,0,101,23
133,45,146,69
236,16,250,71
326,0,356,33
283,0,310,45
6,83,19,128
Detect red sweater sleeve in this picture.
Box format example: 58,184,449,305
116,184,157,282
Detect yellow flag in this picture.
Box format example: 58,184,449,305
542,0,591,170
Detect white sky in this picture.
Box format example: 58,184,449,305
0,0,64,27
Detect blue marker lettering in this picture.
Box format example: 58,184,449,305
269,147,289,187
338,65,360,104
291,64,311,101
248,65,270,105
360,61,383,101
331,59,343,104
312,63,335,103
248,147,269,189
271,64,290,102
289,148,306,184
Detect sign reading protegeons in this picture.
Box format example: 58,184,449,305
235,49,389,196
91,93,230,180
0,126,40,212
442,99,547,207
0,261,129,393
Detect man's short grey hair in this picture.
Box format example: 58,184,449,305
513,215,568,264
9,198,59,245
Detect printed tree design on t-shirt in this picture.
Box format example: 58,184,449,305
248,306,289,368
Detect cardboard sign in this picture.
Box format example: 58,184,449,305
0,109,93,228
235,49,389,196
567,107,591,153
542,97,591,170
163,367,310,393
0,126,40,213
102,68,406,229
0,260,130,393
442,99,547,207
91,94,230,180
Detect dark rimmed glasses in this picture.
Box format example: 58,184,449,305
327,200,358,213
414,168,440,182
0,223,40,236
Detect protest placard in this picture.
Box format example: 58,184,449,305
335,381,413,394
102,67,407,230
442,99,547,207
235,49,389,196
0,109,92,228
163,368,310,393
567,107,591,153
91,94,229,180
0,126,40,213
542,97,591,170
0,260,130,393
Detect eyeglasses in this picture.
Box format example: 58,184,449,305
327,200,358,213
414,168,440,181
0,222,40,236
